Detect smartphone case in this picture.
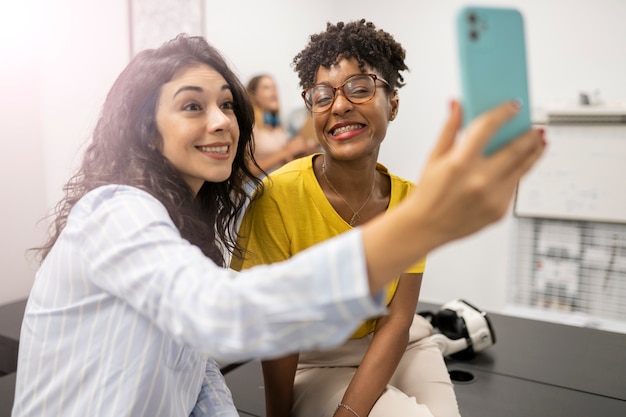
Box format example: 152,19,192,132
456,6,531,155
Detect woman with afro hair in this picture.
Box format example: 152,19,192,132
234,20,463,417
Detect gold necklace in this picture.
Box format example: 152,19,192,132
321,156,376,226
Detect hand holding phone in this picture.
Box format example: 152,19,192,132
456,6,532,155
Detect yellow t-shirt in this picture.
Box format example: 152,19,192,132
232,154,426,338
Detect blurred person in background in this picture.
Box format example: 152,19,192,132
247,74,319,176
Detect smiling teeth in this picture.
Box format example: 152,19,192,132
332,124,361,136
199,145,228,154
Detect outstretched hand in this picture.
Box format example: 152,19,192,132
414,99,545,245
361,99,545,293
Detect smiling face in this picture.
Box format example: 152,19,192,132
312,57,398,161
156,64,240,194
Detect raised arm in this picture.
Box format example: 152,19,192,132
334,273,422,417
361,100,544,294
80,100,542,365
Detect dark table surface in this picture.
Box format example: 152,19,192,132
225,301,626,417
0,373,16,417
0,299,27,375
423,302,626,401
225,357,626,417
448,365,626,417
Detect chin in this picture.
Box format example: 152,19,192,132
209,170,233,183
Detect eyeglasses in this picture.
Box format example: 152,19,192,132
301,73,390,113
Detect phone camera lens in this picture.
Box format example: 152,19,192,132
468,13,477,24
470,30,479,41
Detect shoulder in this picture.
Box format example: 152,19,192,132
375,163,415,206
73,185,169,223
78,184,161,206
376,163,415,190
62,185,180,260
262,154,318,195
244,155,320,221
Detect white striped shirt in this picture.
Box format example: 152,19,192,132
12,185,385,417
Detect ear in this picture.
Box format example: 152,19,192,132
389,90,399,121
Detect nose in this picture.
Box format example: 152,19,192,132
206,106,231,132
331,88,353,116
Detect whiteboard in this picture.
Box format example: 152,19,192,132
515,124,626,223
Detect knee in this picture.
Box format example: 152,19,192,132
369,386,434,417
370,385,461,417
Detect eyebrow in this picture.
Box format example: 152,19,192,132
314,73,363,88
173,86,203,98
172,84,232,99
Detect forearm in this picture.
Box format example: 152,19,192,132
336,273,421,416
84,189,384,363
262,354,299,417
361,200,438,294
190,360,236,417
335,324,409,416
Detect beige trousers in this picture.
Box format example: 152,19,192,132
292,314,461,417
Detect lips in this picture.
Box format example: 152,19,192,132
329,123,365,137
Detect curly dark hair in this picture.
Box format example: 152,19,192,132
293,19,409,90
34,34,263,267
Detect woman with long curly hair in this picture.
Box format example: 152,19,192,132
12,31,544,416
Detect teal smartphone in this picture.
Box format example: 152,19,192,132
456,6,531,155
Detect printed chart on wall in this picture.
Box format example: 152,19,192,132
515,124,626,224
129,0,205,57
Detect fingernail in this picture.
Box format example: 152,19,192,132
537,127,547,147
511,99,522,111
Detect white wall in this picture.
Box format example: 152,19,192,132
206,0,626,311
0,2,45,304
1,0,625,309
0,0,130,304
